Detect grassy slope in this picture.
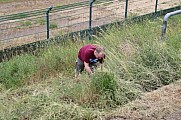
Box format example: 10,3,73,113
0,15,181,120
105,79,181,120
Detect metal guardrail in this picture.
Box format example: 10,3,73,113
0,5,180,62
161,10,181,40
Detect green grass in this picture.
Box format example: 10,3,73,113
21,20,32,27
2,13,29,20
36,19,46,25
0,54,38,88
0,0,14,3
50,23,58,29
0,15,180,119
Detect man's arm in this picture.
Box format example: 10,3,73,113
84,62,92,75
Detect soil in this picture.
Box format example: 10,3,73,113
0,0,81,15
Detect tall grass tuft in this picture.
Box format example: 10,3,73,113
0,54,38,88
89,72,141,108
90,72,117,95
40,42,82,76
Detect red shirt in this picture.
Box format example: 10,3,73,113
78,44,104,63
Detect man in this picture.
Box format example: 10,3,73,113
75,44,105,78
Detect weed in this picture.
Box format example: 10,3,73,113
21,21,32,27
50,23,58,29
36,19,46,25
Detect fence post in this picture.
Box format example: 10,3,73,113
89,0,96,40
125,0,129,18
46,6,53,39
154,0,158,17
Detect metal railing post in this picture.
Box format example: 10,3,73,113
154,0,158,17
161,10,181,40
46,6,53,39
125,0,129,18
89,0,96,40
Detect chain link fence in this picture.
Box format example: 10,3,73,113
0,0,181,49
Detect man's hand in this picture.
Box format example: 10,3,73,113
84,62,92,75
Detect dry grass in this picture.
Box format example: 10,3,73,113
105,80,181,120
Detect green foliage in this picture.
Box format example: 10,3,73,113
0,54,38,88
50,23,58,29
59,77,94,105
96,17,181,92
41,43,78,76
89,72,117,108
7,13,28,20
131,42,181,91
0,0,13,3
89,72,140,108
167,34,181,50
90,72,117,95
21,21,32,27
114,80,141,106
58,30,65,36
0,15,180,119
36,19,46,25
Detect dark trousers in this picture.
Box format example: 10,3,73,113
75,58,98,77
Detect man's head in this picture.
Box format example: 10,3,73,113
94,46,105,59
